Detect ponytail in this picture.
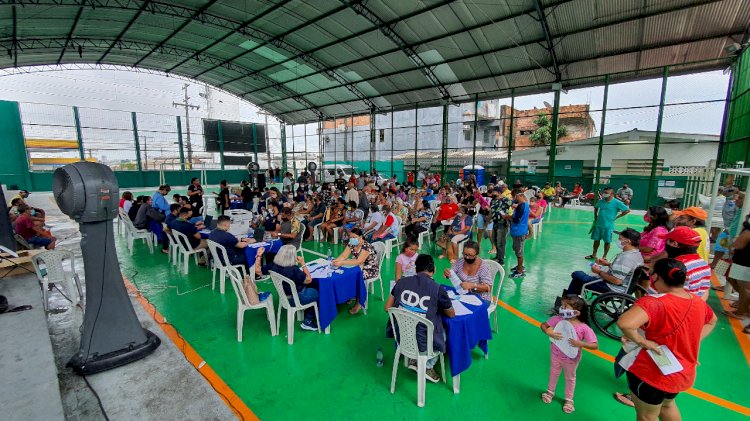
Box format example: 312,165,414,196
653,258,687,287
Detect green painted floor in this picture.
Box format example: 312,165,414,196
117,204,750,420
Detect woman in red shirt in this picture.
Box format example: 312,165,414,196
617,258,717,420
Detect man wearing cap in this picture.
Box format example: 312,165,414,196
585,187,630,260
8,189,30,207
671,206,710,263
563,228,644,296
651,226,711,300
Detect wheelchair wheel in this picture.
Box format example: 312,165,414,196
589,292,635,340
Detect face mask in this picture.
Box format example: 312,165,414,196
643,214,652,223
348,238,360,247
464,257,477,265
616,240,626,249
559,308,577,319
602,193,611,199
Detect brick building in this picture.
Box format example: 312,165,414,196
500,104,595,149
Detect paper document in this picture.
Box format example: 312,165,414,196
451,300,472,316
308,264,335,279
458,294,482,306
647,345,684,375
247,242,269,249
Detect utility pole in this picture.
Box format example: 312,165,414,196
173,83,200,169
142,135,149,170
257,110,273,169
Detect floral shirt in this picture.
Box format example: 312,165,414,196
415,209,433,230
490,197,513,227
351,241,379,280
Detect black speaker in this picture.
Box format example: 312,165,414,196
0,184,15,252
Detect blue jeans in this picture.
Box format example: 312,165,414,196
565,271,611,295
293,287,319,324
373,233,395,243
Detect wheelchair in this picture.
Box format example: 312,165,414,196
581,266,649,340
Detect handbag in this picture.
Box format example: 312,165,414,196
714,258,732,278
243,274,261,305
436,234,449,249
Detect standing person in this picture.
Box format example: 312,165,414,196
490,173,498,185
649,227,712,301
345,182,359,204
151,184,171,214
187,177,204,218
640,206,669,262
240,180,254,211
385,254,455,383
617,258,717,421
671,207,710,263
490,185,513,265
509,190,530,279
540,295,598,414
585,187,630,260
616,183,634,206
407,171,414,187
724,214,750,323
216,180,231,214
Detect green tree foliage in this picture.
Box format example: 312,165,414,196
529,114,568,146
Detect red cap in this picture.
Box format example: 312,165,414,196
658,226,701,246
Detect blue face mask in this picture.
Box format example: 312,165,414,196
349,238,360,247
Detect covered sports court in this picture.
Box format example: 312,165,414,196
1,1,750,420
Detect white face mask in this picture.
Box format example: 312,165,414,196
616,240,625,249
559,308,577,319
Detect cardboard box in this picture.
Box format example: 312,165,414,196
0,249,42,278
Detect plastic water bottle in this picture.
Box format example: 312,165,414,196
327,247,333,261
376,347,384,367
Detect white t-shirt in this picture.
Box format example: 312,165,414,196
367,211,385,231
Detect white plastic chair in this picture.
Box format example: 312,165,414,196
365,242,386,311
207,240,247,294
171,230,208,275
31,250,84,311
226,266,277,341
531,216,544,239
270,271,321,345
120,211,154,255
417,228,430,249
483,260,505,335
296,224,306,256
117,208,125,235
162,225,179,267
384,215,402,258
387,307,446,407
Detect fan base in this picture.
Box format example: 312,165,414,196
67,329,161,375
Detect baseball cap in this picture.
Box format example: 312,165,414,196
614,228,641,246
657,226,701,246
671,207,707,221
426,189,433,194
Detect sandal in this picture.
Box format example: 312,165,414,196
584,255,596,260
563,399,575,414
541,390,554,404
614,392,635,408
348,303,362,315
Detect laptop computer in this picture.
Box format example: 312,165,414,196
203,215,216,229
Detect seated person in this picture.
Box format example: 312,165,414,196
14,204,56,249
208,215,253,268
339,200,362,242
430,196,459,236
563,228,643,295
438,210,473,262
8,197,23,224
320,198,345,243
528,196,544,232
559,183,583,207
133,196,165,230
305,196,327,240
128,196,145,222
541,182,556,202
165,203,181,227
362,204,384,241
275,208,302,249
332,228,378,315
259,201,281,235
169,208,208,264
372,204,399,243
385,254,455,383
255,245,318,331
442,240,493,301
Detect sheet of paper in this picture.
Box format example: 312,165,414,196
451,300,472,316
458,294,482,306
247,242,270,249
550,320,579,359
647,345,684,375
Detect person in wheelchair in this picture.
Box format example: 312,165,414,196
563,228,644,296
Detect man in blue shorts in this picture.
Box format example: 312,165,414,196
586,187,630,260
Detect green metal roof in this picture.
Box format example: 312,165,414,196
1,0,748,123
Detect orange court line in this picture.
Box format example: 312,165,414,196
124,278,258,421
496,299,750,417
709,272,750,365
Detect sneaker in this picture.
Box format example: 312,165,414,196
425,367,441,383
510,271,526,279
407,359,417,371
511,265,525,273
300,320,318,331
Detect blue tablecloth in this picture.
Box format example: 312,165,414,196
316,265,367,330
230,201,244,209
245,239,282,266
442,290,492,377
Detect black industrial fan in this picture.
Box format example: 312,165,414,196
307,161,318,189
53,162,160,375
247,161,260,188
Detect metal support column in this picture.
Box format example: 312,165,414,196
281,123,287,175
548,88,561,182
390,106,394,176
304,121,308,170
252,122,259,164
506,92,515,182
441,104,449,181
217,120,226,179
291,124,297,177
319,120,324,180
333,119,338,166
369,110,375,173
414,104,419,174
472,94,479,174
716,71,734,165
647,67,669,209
73,106,85,161
176,116,186,171
131,112,144,185
350,113,354,170
594,75,609,193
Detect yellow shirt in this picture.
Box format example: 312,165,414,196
693,227,710,263
542,187,555,197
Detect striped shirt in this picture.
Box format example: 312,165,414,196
647,253,711,298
